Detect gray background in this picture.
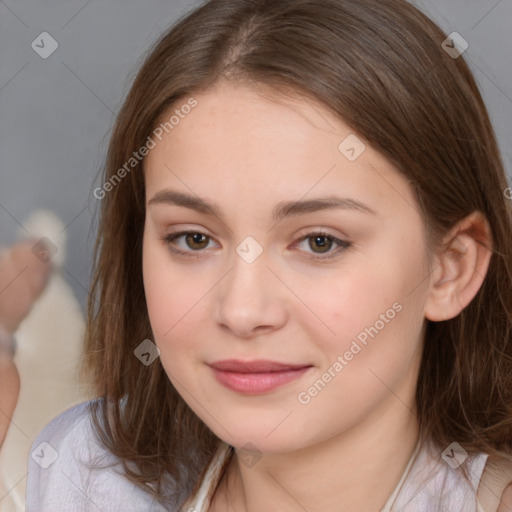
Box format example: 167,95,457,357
1,0,511,312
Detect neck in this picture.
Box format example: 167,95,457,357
211,384,420,512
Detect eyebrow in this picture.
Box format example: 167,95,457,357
147,189,377,221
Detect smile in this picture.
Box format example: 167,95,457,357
208,360,313,394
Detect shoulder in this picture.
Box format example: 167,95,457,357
393,439,490,510
26,398,170,512
30,398,95,451
28,398,98,479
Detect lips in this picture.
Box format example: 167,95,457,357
209,359,311,372
208,359,312,394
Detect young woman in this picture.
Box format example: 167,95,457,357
26,0,512,510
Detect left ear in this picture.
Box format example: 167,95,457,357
424,211,493,322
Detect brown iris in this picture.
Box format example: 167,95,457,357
309,235,332,253
185,232,209,250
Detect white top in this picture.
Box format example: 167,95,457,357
27,399,489,511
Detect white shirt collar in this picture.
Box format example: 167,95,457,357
181,439,423,511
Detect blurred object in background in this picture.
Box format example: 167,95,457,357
0,210,92,512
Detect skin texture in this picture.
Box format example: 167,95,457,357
0,356,20,447
0,240,52,333
142,81,493,511
0,240,52,447
499,484,512,512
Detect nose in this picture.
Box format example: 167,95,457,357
214,249,288,338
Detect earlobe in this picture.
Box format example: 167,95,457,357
424,211,493,322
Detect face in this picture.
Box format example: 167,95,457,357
142,81,431,453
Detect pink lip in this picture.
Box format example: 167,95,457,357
209,359,312,394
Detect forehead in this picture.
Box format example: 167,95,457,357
143,81,417,221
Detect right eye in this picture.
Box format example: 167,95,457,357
161,230,218,258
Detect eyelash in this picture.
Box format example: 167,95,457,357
161,229,351,261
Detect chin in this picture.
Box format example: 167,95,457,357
203,414,315,454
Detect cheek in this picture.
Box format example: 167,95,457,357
142,236,211,360
143,235,186,340
308,267,400,353
310,246,427,365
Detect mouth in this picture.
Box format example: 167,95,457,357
208,359,313,394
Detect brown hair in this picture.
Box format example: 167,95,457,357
83,0,512,506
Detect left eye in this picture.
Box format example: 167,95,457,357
294,232,351,259
295,232,350,256
162,230,351,259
